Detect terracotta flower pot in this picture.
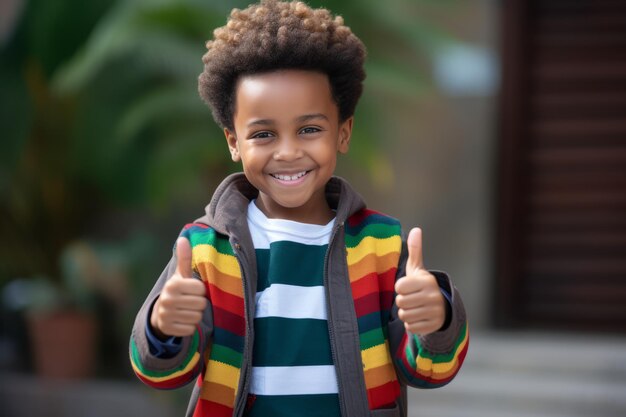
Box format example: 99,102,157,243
27,310,97,379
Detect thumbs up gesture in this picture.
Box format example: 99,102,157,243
150,237,208,338
395,228,446,335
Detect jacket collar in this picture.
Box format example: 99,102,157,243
196,172,366,235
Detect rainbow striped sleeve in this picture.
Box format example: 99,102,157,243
130,223,242,394
184,223,246,417
394,319,469,388
346,210,469,391
345,209,403,409
130,329,203,389
129,223,214,390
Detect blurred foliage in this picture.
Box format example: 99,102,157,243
0,0,458,375
1,0,457,285
1,0,234,284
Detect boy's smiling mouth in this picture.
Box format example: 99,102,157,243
269,170,310,182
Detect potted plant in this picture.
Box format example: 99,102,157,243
3,241,101,379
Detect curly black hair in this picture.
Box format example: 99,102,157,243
198,0,366,130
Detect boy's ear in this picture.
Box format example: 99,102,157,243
338,116,353,154
224,128,241,162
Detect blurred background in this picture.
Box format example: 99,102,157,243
1,0,625,416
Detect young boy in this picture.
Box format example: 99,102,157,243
130,1,468,416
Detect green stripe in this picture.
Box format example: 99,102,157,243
256,242,326,291
187,228,234,256
246,394,340,417
382,324,390,340
210,343,243,368
253,317,332,367
405,342,417,370
131,330,200,378
408,322,468,363
344,223,401,248
359,327,386,350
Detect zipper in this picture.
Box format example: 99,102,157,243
324,220,347,416
232,240,253,417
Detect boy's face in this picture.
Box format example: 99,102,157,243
225,70,352,224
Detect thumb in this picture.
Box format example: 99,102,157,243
406,227,424,274
175,237,193,278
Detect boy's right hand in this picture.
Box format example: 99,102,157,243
150,237,208,338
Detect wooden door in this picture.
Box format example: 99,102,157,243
496,0,626,332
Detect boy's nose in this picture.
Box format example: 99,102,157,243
273,136,303,161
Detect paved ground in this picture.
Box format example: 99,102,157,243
1,331,625,417
408,331,626,417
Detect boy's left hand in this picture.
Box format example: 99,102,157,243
395,227,446,335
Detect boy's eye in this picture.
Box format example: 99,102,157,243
251,131,274,139
299,126,321,135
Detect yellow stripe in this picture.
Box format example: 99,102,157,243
361,342,393,371
204,360,240,390
193,244,241,278
415,328,469,375
347,236,401,266
131,352,200,383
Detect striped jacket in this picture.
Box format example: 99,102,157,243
130,173,468,417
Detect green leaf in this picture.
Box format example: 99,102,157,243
50,1,141,94
0,68,32,194
24,0,114,78
145,126,226,205
116,84,204,144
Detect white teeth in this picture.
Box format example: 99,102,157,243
272,171,307,181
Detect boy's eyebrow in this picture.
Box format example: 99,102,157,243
246,114,329,128
297,113,329,123
247,118,274,127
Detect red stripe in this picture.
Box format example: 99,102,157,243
351,272,379,299
347,208,381,227
354,291,382,317
213,307,246,336
183,222,209,230
208,284,244,316
351,270,396,311
194,398,233,417
135,371,194,390
367,380,401,410
378,291,394,311
350,270,396,299
378,268,397,292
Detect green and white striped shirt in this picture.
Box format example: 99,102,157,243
245,200,341,417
